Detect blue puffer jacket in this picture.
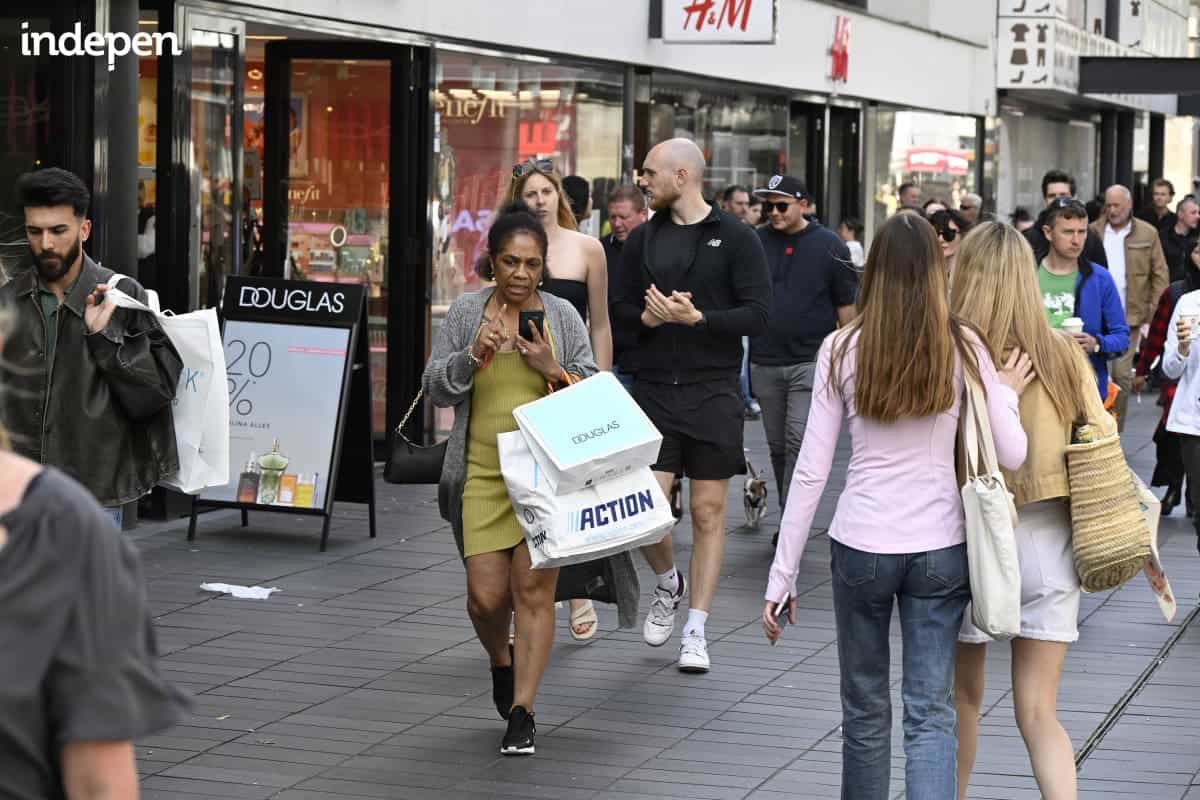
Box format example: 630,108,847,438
1070,260,1130,400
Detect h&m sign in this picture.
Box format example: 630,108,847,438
650,0,777,44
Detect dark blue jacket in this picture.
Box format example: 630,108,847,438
1070,260,1130,400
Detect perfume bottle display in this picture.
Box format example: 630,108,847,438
294,473,317,508
256,440,290,504
278,474,298,505
236,452,260,503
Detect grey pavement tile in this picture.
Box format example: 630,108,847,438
123,402,1200,799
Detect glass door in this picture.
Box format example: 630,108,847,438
789,101,824,214
174,8,244,310
262,42,425,439
827,107,861,229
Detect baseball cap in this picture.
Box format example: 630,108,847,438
753,174,808,200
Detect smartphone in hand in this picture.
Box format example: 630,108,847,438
519,310,545,341
772,593,792,643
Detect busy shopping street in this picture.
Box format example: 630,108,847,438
120,400,1200,800
7,1,1200,798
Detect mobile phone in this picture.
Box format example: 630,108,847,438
773,593,792,634
519,310,546,341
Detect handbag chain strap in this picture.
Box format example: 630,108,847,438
396,389,424,435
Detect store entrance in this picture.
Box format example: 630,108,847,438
258,41,430,441
826,106,861,230
789,101,824,211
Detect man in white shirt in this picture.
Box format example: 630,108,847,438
1092,184,1169,430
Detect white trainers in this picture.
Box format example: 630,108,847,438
678,631,710,673
642,572,686,647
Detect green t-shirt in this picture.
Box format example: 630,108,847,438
1037,263,1077,329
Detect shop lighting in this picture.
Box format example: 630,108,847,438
247,35,288,41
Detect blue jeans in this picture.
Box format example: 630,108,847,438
612,365,635,393
103,506,124,530
831,538,969,800
739,336,757,410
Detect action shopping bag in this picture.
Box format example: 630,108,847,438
103,274,230,494
512,371,662,495
497,430,672,568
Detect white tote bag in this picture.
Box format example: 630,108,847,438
960,376,1022,639
512,372,663,495
103,275,230,494
497,430,673,568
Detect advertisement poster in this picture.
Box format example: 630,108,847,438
201,320,350,510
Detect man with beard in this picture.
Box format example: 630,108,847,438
0,168,181,527
614,138,771,673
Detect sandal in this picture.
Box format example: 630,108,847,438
568,600,598,642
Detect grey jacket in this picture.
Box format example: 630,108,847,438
423,288,640,627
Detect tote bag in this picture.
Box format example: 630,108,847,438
960,376,1022,639
103,274,230,494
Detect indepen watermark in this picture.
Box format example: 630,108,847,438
20,21,182,72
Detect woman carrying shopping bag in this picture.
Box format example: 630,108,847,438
422,202,610,756
761,213,1029,800
502,158,612,641
951,221,1115,800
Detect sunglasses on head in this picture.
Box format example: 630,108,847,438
513,158,554,178
1048,196,1086,212
763,201,795,214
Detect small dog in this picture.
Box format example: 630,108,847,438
743,458,769,528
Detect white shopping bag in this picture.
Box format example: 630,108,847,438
104,274,230,494
512,371,663,495
498,430,672,569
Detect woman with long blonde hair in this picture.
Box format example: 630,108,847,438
761,213,1030,799
502,159,612,641
951,221,1113,800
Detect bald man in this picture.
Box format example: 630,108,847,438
613,138,771,673
1091,184,1169,430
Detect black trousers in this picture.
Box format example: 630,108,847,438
1176,435,1200,538
1152,420,1185,488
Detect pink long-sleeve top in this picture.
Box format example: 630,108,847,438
765,328,1027,604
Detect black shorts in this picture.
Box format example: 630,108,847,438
633,377,746,480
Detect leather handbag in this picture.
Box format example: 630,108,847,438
383,389,447,484
959,374,1022,639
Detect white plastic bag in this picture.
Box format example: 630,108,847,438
104,274,230,494
960,376,1022,639
497,430,672,568
512,372,662,495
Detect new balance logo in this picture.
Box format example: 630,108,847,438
706,238,722,247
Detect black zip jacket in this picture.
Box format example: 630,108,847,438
613,206,771,383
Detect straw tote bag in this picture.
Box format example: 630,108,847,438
1065,426,1151,592
960,375,1022,639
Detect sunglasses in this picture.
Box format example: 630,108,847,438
936,226,958,242
1048,196,1086,212
513,158,554,178
763,201,795,214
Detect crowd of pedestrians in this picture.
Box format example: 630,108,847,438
1,148,1190,797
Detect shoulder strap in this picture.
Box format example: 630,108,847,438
961,373,1001,479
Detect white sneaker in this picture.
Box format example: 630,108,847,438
642,572,686,647
678,631,710,673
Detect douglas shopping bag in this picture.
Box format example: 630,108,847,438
498,430,672,568
512,371,662,495
103,274,230,493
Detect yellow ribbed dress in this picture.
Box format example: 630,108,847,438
462,351,548,557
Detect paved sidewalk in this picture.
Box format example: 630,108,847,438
128,399,1200,799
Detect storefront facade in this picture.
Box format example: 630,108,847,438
2,0,999,447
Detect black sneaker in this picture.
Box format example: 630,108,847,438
491,645,514,720
500,705,535,756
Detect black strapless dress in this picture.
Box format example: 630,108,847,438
541,278,589,323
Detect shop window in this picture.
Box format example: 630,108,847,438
431,52,623,313
0,14,54,282
869,109,981,234
648,76,788,203
136,12,159,289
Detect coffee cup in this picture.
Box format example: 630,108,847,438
1061,317,1084,335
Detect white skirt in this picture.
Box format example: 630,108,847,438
959,498,1081,644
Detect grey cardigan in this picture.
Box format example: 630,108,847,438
423,288,640,628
